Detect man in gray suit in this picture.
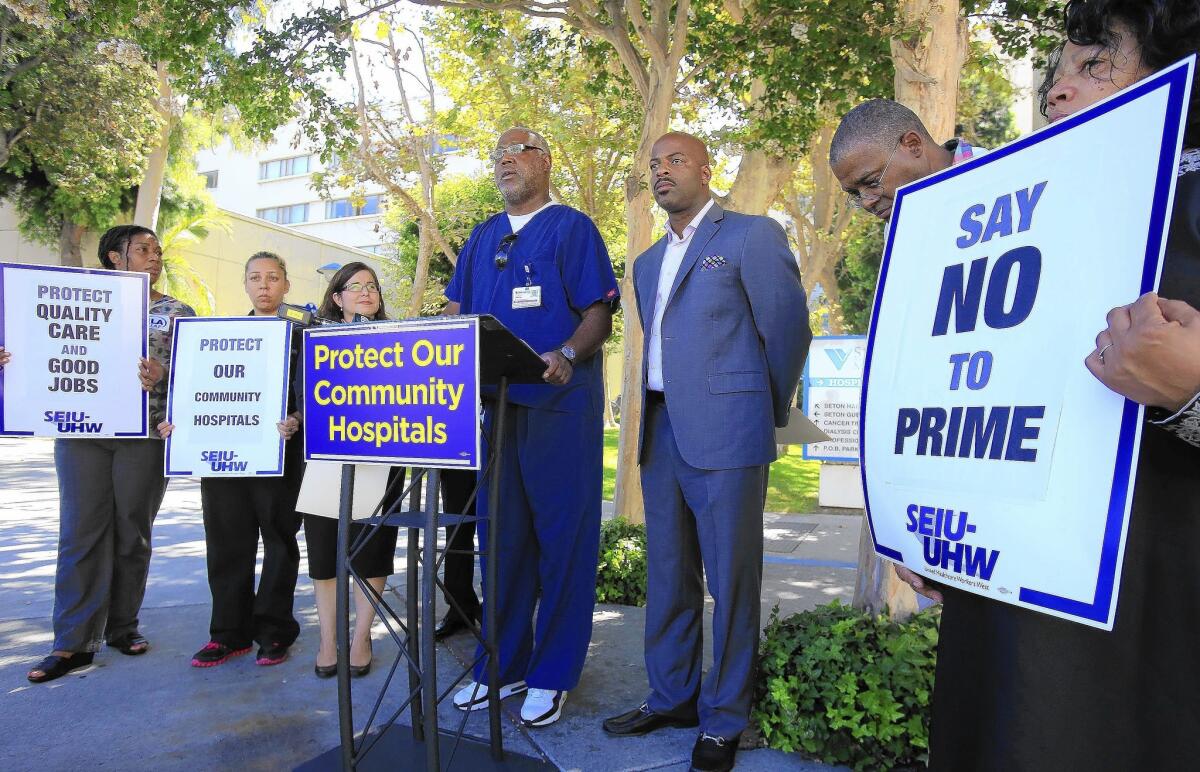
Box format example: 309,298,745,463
602,132,810,772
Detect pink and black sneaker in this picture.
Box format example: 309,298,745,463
255,643,290,666
191,641,252,668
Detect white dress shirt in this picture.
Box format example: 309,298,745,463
646,198,715,391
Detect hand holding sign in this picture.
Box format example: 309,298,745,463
1086,293,1200,411
0,346,9,367
138,356,164,391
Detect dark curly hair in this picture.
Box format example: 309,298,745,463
1039,0,1200,147
97,224,157,269
317,261,388,322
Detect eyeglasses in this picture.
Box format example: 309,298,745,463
341,281,380,294
490,143,546,165
494,233,518,269
846,138,903,209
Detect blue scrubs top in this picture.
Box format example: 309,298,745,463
446,204,619,415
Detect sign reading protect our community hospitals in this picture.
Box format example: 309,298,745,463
302,317,480,469
861,58,1195,630
164,317,292,477
0,262,148,437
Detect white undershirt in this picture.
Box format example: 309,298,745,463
507,200,557,234
646,198,715,391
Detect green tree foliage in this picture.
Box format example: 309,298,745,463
836,214,887,334
956,40,1022,148
428,10,638,271
380,173,504,314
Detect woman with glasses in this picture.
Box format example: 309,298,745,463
299,261,402,678
924,1,1200,769
9,225,196,683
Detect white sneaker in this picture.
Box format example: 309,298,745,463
520,688,567,727
452,679,527,711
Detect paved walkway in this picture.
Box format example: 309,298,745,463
0,437,857,770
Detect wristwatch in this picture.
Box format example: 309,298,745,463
559,345,577,364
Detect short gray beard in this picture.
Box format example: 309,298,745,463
499,174,540,207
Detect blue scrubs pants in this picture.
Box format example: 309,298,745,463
474,403,602,691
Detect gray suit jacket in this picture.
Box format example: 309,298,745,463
633,203,811,471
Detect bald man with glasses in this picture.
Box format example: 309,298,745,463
443,126,619,727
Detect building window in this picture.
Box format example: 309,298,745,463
357,244,385,255
200,170,219,188
259,154,312,180
256,203,309,225
326,194,383,219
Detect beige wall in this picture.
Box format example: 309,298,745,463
0,204,383,317
174,210,384,316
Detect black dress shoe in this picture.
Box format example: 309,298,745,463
602,702,699,736
690,732,739,772
434,611,478,641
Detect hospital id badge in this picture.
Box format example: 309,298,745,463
512,286,542,309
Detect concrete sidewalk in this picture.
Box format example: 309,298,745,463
0,437,857,771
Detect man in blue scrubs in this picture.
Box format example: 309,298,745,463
445,127,619,727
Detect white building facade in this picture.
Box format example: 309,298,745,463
195,131,390,255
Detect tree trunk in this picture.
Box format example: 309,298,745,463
133,61,173,230
891,0,969,140
409,222,434,318
723,151,796,215
854,0,970,621
58,217,85,267
612,83,673,524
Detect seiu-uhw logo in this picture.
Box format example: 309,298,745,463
44,411,102,433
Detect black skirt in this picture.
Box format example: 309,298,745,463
302,467,404,580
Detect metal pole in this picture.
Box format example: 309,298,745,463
486,377,508,760
422,468,442,772
407,469,424,743
337,463,357,771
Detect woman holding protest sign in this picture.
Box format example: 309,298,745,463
299,262,403,678
918,1,1200,768
156,252,307,668
13,225,195,683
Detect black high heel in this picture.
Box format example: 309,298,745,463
314,663,337,679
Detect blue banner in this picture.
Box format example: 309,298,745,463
302,317,480,469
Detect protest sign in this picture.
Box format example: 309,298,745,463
302,317,480,469
164,317,292,477
861,58,1195,630
803,336,866,462
0,262,148,437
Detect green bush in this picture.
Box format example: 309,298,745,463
753,601,940,771
594,517,647,606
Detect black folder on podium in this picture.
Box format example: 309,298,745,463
302,315,553,772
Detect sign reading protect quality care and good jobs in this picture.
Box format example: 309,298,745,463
861,57,1195,630
0,262,148,437
302,317,480,469
803,336,866,462
164,317,292,477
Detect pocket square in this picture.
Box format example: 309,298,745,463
700,255,727,271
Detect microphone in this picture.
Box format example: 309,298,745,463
276,303,338,327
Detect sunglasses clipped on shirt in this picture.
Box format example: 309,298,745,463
490,143,547,165
494,233,518,269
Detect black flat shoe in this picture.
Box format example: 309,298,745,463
108,632,150,656
690,732,739,772
602,702,699,736
350,662,371,678
314,663,337,679
28,652,95,683
434,611,478,641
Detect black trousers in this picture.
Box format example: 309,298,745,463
200,438,304,648
441,468,480,621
